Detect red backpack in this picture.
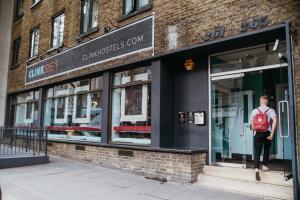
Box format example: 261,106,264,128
252,108,270,132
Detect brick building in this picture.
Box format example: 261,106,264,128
3,0,300,198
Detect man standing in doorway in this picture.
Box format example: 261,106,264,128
251,95,277,181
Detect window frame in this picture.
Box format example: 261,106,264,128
110,67,152,145
29,27,40,59
51,11,65,49
80,0,99,34
11,37,21,69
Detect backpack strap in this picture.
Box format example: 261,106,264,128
257,108,262,113
264,108,270,114
257,108,270,114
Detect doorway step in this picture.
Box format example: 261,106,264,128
194,165,293,199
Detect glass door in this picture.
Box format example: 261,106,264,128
277,84,293,180
211,73,253,167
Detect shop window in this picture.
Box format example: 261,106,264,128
123,0,149,15
11,37,21,68
81,0,98,34
111,67,151,145
14,0,23,20
29,28,40,58
44,76,103,142
13,91,39,127
51,12,65,49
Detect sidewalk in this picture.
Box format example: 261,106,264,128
0,156,263,200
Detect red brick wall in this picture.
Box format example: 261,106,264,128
47,141,206,183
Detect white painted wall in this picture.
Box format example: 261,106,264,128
0,0,14,126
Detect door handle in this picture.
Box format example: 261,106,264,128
239,108,244,136
278,100,290,138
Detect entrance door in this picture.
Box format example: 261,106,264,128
211,73,253,167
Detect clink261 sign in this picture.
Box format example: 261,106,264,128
26,16,154,84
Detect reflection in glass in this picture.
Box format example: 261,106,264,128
125,86,142,115
211,41,287,74
56,97,65,119
76,94,88,118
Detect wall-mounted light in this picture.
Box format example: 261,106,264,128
184,59,195,71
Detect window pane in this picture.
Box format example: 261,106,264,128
14,95,39,126
54,83,73,97
125,85,142,115
90,92,102,126
15,104,26,125
25,102,33,119
124,0,134,15
16,92,34,103
56,97,65,119
91,0,98,28
90,76,103,90
33,29,40,56
74,79,89,93
30,29,39,58
34,90,39,100
138,0,148,8
210,41,287,74
12,39,21,65
16,0,23,17
46,88,54,98
113,70,131,86
82,0,90,33
76,94,88,118
44,82,102,142
52,13,65,48
133,66,151,82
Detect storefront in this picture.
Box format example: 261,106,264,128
5,19,299,198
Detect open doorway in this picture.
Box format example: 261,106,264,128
209,42,292,181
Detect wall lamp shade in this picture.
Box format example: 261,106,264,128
184,59,195,71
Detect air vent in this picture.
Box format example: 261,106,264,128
118,150,133,157
75,145,85,151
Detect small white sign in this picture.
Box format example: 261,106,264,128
194,111,205,125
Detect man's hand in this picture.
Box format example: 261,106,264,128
267,133,274,141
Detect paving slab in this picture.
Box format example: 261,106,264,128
0,156,264,200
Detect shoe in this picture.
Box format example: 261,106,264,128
255,168,261,181
262,165,269,171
